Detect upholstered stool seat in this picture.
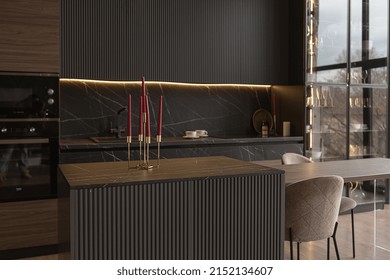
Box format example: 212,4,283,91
339,197,357,213
285,175,344,259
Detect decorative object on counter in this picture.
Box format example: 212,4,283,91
138,76,152,169
196,130,208,137
144,91,151,140
283,121,291,137
183,131,199,139
130,77,163,170
261,121,269,138
138,95,144,167
252,109,273,135
127,93,132,169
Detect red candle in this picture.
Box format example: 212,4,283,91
138,95,143,136
145,95,150,137
127,94,131,137
141,76,146,97
157,96,163,136
143,91,148,113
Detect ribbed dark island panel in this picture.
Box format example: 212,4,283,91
58,156,284,259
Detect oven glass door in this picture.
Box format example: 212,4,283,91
0,138,55,202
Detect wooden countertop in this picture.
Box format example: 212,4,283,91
59,156,283,189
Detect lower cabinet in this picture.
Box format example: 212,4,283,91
0,198,58,258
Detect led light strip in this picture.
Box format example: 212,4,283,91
60,78,271,88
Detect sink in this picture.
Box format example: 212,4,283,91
90,136,127,143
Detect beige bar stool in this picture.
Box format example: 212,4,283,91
285,175,344,259
282,153,357,258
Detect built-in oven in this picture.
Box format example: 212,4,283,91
0,73,59,202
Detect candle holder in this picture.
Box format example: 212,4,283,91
273,114,277,136
127,136,131,169
127,79,163,170
157,135,161,167
137,112,152,169
135,112,161,170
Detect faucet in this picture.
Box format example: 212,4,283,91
111,107,126,138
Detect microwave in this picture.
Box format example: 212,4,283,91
0,73,59,119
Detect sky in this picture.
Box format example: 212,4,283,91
315,0,388,66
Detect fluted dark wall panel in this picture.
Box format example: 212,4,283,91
61,0,292,84
61,0,137,79
70,174,284,260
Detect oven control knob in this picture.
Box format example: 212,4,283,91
29,127,36,133
47,98,55,105
1,127,7,133
47,88,55,95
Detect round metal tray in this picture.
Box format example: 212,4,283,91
252,109,273,134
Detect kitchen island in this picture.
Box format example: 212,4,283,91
58,156,284,260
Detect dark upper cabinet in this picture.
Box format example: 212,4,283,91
0,0,59,74
61,0,304,85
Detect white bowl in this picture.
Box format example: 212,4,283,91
351,124,363,130
306,151,322,160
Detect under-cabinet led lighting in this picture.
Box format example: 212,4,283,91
60,78,271,88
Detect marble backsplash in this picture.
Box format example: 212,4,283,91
60,80,272,139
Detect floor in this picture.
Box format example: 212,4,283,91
20,205,390,260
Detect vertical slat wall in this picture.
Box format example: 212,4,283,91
70,173,284,260
61,0,291,84
61,0,137,80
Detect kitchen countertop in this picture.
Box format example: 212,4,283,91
58,156,282,189
60,135,304,151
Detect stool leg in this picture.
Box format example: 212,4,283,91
351,209,356,258
297,242,300,260
289,228,293,260
332,222,341,260
327,238,330,260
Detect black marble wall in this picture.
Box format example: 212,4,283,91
60,79,272,139
60,143,304,164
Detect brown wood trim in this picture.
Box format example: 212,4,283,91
0,0,59,73
0,138,49,145
0,198,58,251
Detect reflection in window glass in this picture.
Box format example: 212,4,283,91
316,0,348,67
308,0,387,85
350,0,388,85
351,0,388,62
370,67,388,84
316,69,346,84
